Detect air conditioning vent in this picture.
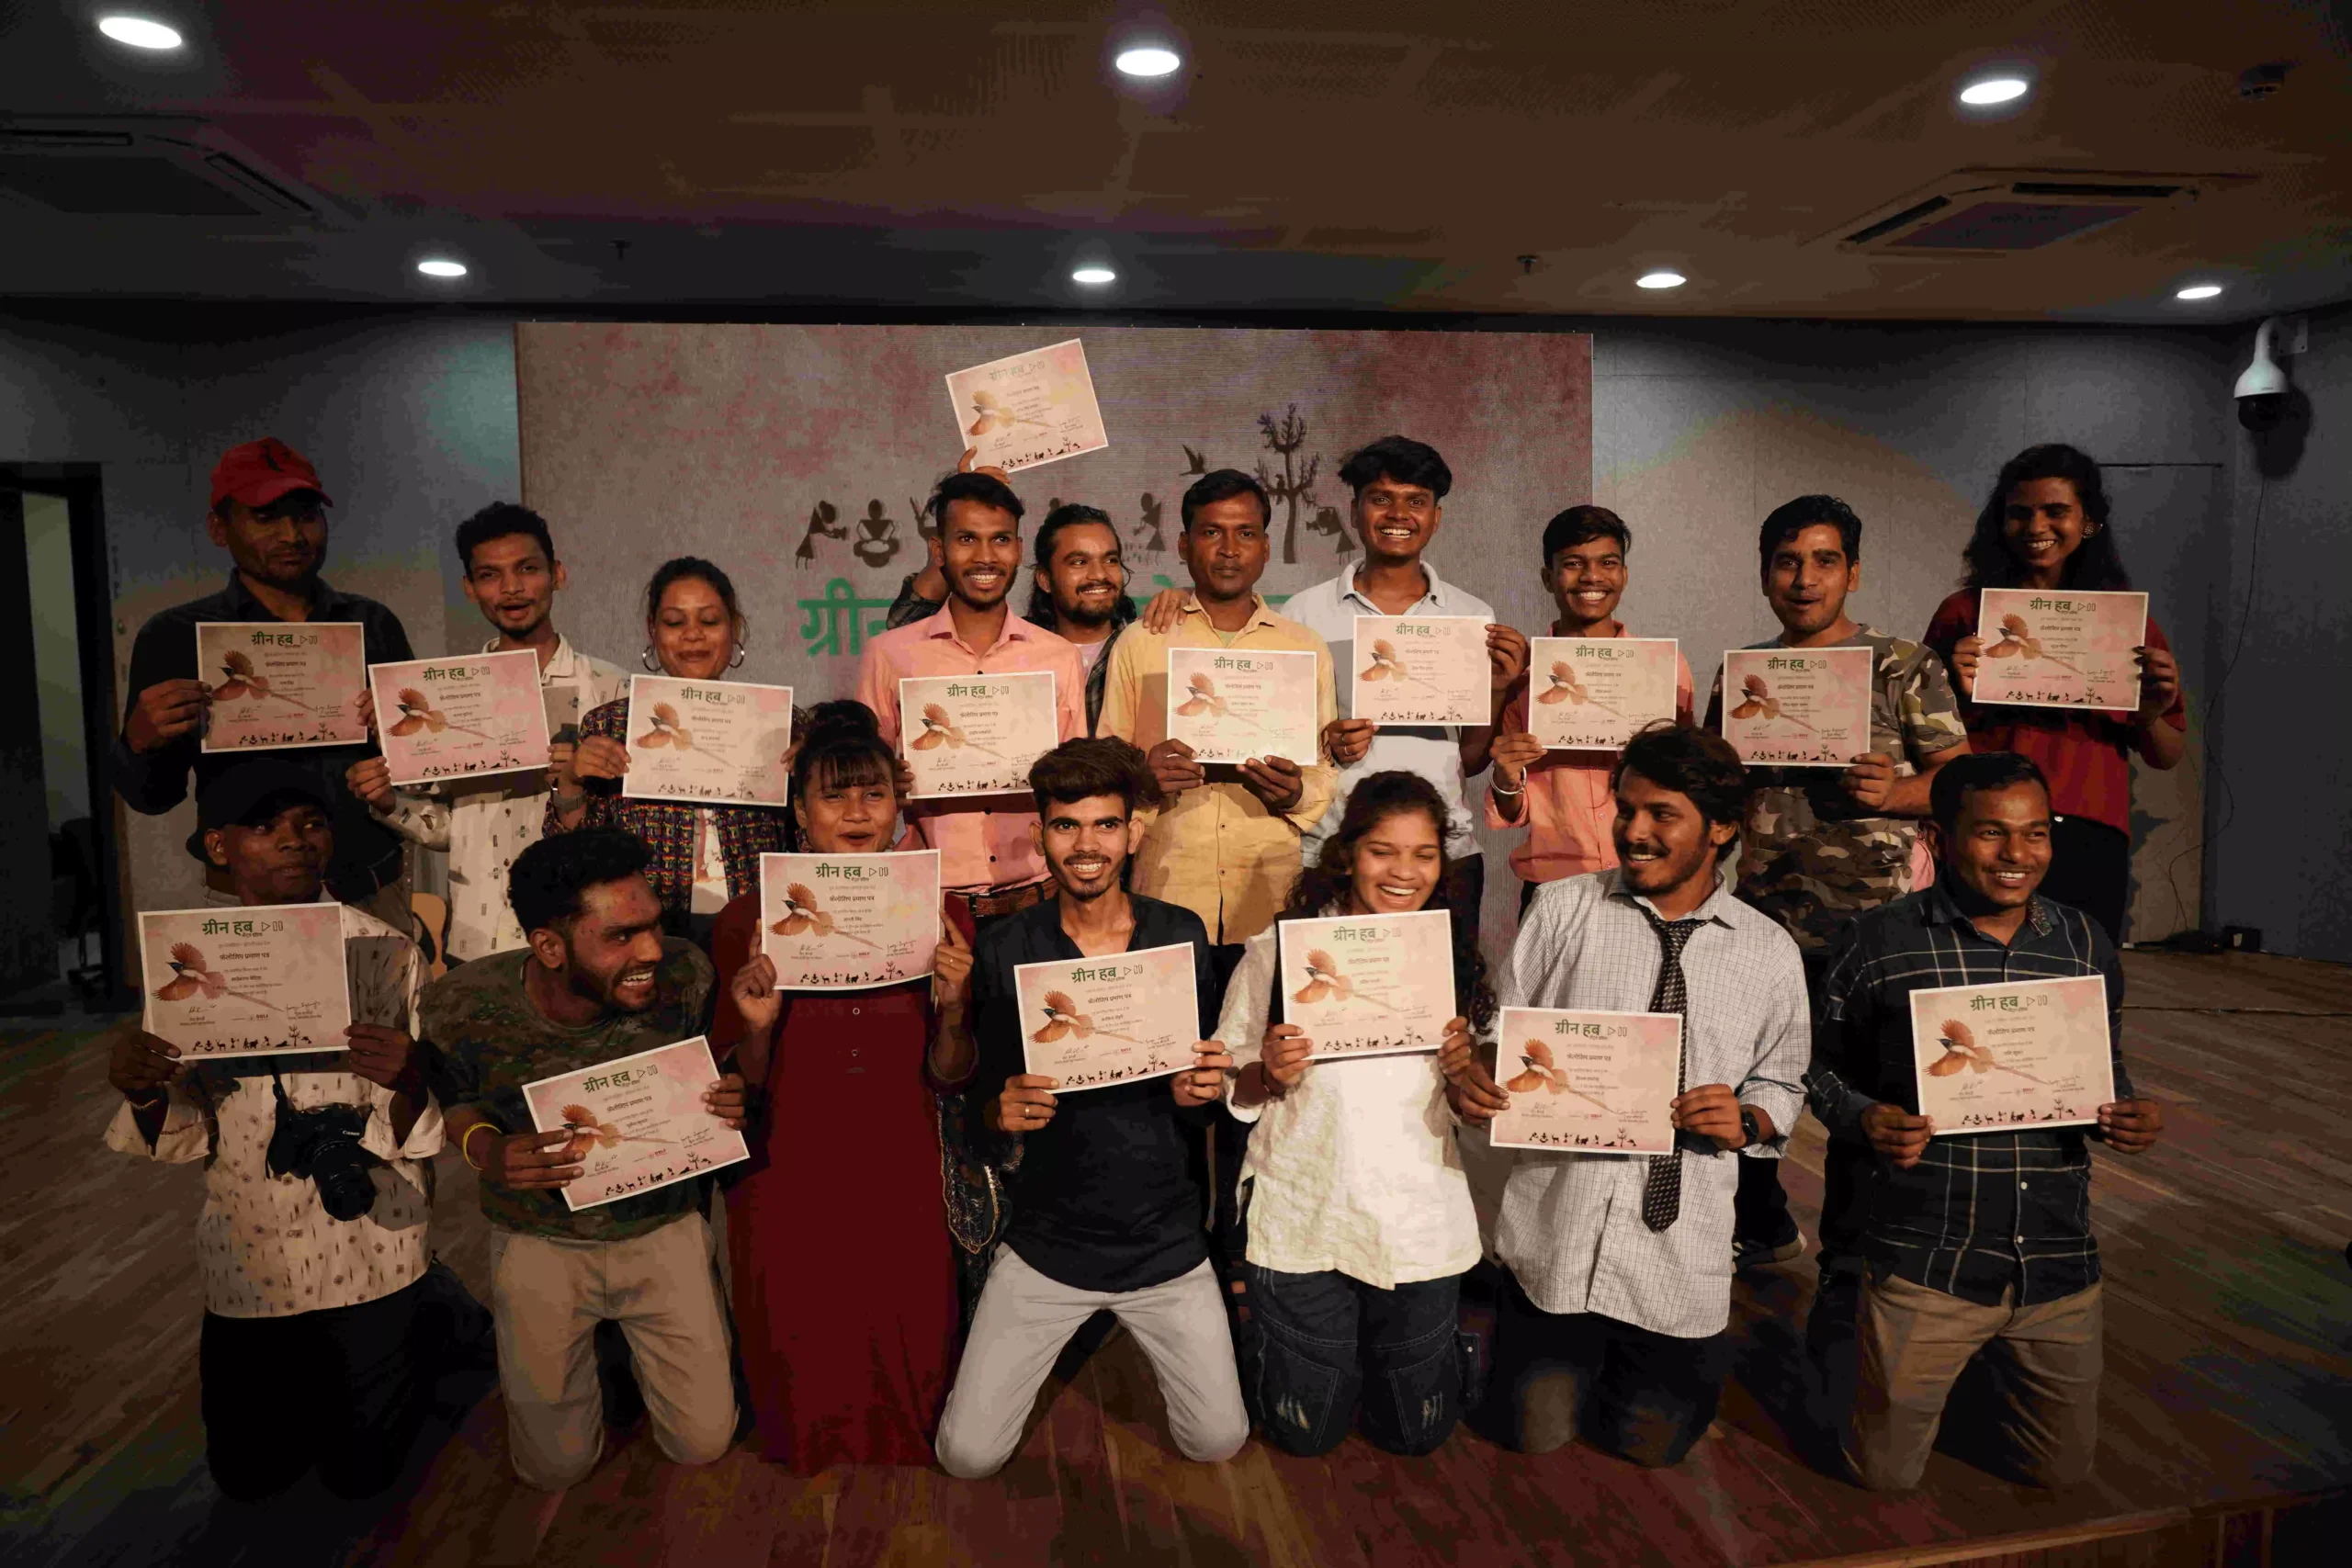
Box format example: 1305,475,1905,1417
0,117,333,222
1827,170,2245,256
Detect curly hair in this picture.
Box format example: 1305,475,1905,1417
1277,771,1495,1029
1611,722,1752,830
1961,443,2132,591
508,828,650,935
1029,736,1161,818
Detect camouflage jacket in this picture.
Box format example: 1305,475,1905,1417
421,940,715,1241
1707,626,1967,952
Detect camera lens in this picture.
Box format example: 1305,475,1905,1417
307,1126,380,1223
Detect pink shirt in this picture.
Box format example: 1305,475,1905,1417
855,608,1087,891
1485,628,1694,885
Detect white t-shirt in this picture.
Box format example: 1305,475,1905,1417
690,808,730,916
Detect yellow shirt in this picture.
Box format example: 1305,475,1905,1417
1098,594,1339,942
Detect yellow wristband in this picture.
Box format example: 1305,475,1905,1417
460,1121,497,1171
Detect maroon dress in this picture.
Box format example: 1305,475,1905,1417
713,897,959,1472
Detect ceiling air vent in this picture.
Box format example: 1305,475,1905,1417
0,118,332,222
1827,170,2245,257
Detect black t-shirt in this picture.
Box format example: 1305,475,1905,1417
970,894,1219,1292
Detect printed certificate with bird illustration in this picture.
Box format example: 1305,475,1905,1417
194,622,368,752
898,671,1060,798
1013,941,1199,1092
1350,615,1491,727
1908,975,2114,1134
620,675,796,807
1278,908,1454,1060
368,649,551,787
758,850,942,989
1718,646,1873,767
1163,646,1320,766
521,1036,751,1212
137,903,352,1058
1524,637,1680,750
1488,1007,1681,1154
1970,589,2149,712
943,338,1111,474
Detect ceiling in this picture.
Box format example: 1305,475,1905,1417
1,0,2346,322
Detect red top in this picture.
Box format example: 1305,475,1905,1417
1922,588,2187,835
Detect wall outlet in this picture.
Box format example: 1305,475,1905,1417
2222,925,2263,953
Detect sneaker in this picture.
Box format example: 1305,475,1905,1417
1735,1233,1805,1272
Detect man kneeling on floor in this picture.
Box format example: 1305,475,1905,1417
933,738,1248,1477
1805,751,2163,1490
423,828,765,1489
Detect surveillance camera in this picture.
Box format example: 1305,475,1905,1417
2234,317,2290,428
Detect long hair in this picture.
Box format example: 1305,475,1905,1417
1961,444,2132,591
1023,502,1136,628
1277,771,1495,1029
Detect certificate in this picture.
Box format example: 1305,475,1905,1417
759,851,942,990
620,675,795,807
138,903,352,1059
196,622,368,751
1909,975,2115,1134
1488,1007,1682,1155
899,671,1059,799
1720,646,1873,767
1526,637,1680,750
1973,589,2149,712
1278,908,1455,1060
369,649,551,787
1015,941,1200,1092
1351,615,1491,727
522,1036,751,1212
1165,646,1320,765
944,338,1111,474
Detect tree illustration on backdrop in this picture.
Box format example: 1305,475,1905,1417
1255,405,1323,565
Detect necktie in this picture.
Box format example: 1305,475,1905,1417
1636,907,1705,1232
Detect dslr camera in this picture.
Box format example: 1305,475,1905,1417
266,1076,380,1222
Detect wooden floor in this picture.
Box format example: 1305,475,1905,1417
5,951,2350,1567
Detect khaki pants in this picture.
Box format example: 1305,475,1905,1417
1849,1271,2102,1491
488,1213,738,1490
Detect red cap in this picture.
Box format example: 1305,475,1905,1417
209,438,333,510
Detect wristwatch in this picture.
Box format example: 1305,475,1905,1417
1738,1106,1761,1149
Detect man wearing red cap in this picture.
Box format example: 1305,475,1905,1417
113,438,416,920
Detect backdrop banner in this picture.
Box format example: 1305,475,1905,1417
515,322,1592,705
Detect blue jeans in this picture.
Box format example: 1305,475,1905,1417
1242,1263,1463,1457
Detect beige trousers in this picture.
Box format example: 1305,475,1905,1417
1849,1270,2102,1491
488,1212,738,1490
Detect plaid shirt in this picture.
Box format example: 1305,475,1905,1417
1805,881,2134,1306
557,696,794,931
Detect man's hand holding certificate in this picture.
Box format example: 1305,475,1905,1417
899,671,1059,798
1488,1007,1682,1153
1525,637,1680,751
369,649,551,786
1351,615,1491,727
1908,976,2116,1134
1279,908,1454,1060
520,1036,751,1212
1014,942,1200,1092
1164,646,1319,766
197,622,368,751
759,851,942,990
1719,646,1873,767
139,903,353,1059
621,675,795,807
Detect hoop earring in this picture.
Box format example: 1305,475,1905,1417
729,644,748,670
640,645,660,672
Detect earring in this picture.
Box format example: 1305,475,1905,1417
729,643,748,669
640,645,660,672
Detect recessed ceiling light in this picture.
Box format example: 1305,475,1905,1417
416,258,469,278
1635,270,1687,290
1114,46,1182,78
1071,265,1117,286
96,15,183,50
2175,284,2223,300
1958,75,2030,106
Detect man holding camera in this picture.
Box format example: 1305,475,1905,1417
104,760,440,1502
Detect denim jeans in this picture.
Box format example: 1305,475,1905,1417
1242,1263,1464,1457
1478,1267,1730,1468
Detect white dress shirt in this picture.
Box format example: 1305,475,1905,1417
1281,560,1493,860
1493,869,1808,1338
1216,923,1485,1290
378,634,628,958
104,903,444,1318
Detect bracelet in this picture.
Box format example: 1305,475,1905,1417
1490,779,1524,797
460,1122,497,1170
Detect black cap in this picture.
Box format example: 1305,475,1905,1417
187,761,334,863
